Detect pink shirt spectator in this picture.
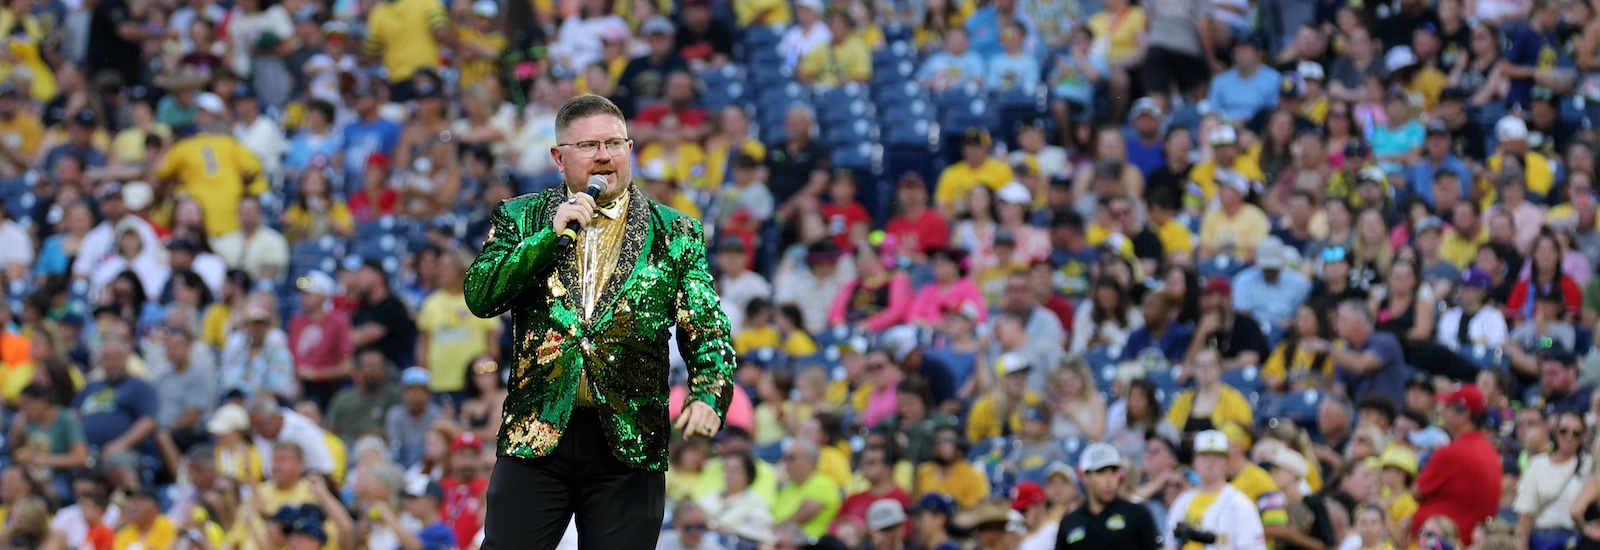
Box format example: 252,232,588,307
906,278,987,325
860,382,899,428
287,309,354,373
827,274,914,332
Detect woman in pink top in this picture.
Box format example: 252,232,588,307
860,349,904,428
907,248,987,326
828,243,914,332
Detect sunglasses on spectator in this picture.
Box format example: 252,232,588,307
682,524,709,533
1559,427,1585,437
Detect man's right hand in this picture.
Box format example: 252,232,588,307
553,194,597,236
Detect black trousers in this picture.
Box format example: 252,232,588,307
482,409,665,550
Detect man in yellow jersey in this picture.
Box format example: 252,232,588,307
1220,422,1292,548
363,0,450,101
1164,430,1265,550
1189,126,1264,204
935,128,1015,218
0,84,40,177
156,93,266,237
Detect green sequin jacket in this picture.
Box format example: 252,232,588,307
463,185,736,471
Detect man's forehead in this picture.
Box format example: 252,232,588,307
563,115,627,139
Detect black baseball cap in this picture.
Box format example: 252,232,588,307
72,108,97,127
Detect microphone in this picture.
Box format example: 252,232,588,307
558,175,608,248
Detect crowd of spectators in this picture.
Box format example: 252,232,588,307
0,0,1598,547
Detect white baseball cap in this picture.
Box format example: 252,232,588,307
1256,236,1287,269
297,271,337,297
1078,443,1123,472
1194,430,1230,455
1209,125,1239,146
121,181,153,211
207,404,250,435
1297,60,1325,81
196,92,226,115
995,353,1031,375
471,0,498,17
996,182,1032,205
866,499,907,531
1271,447,1310,479
1496,115,1529,142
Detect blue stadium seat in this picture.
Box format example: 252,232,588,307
819,99,873,126
821,118,878,148
1222,366,1265,395
831,142,881,171
881,118,935,147
1278,389,1324,432
875,80,928,105
871,59,917,88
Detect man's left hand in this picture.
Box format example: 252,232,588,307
674,401,721,440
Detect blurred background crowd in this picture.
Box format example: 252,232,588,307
0,0,1598,547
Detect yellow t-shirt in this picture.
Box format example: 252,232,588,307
733,327,818,357
818,445,852,488
1405,67,1448,111
753,402,786,445
825,379,873,412
1156,218,1196,255
1166,386,1255,432
800,36,873,88
1198,204,1272,257
734,0,791,26
417,290,499,392
113,516,178,550
281,203,355,243
1262,344,1336,391
705,138,766,190
202,302,232,350
1182,491,1221,550
774,473,842,539
1190,157,1266,203
915,461,991,508
363,0,448,82
1086,8,1148,66
1301,96,1331,126
0,115,43,166
1439,226,1487,268
694,456,781,505
1484,151,1555,200
966,391,1040,442
110,125,171,165
1230,464,1289,527
638,142,710,190
457,28,508,90
935,159,1015,209
156,134,266,236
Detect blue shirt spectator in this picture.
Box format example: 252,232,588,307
917,30,988,92
1414,127,1472,207
1370,118,1424,174
1047,47,1107,107
1121,322,1195,364
1207,40,1280,122
341,107,403,185
989,51,1042,94
74,339,160,459
1231,240,1312,334
1505,5,1568,110
967,5,1039,59
1334,322,1408,407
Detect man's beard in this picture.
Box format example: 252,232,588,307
933,453,956,466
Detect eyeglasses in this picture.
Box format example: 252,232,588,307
1559,427,1585,437
1110,207,1132,217
473,361,499,375
558,138,632,157
1421,530,1442,539
1322,246,1348,263
682,524,709,533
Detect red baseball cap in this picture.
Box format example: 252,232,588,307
1439,384,1486,416
451,432,484,453
366,152,390,171
1010,481,1046,511
1203,275,1232,294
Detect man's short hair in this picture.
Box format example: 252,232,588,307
273,441,305,462
1355,395,1399,426
555,94,625,138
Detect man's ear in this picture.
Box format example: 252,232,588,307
550,147,564,174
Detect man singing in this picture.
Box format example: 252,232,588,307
465,94,737,549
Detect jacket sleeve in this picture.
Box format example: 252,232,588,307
464,198,559,319
673,218,738,418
